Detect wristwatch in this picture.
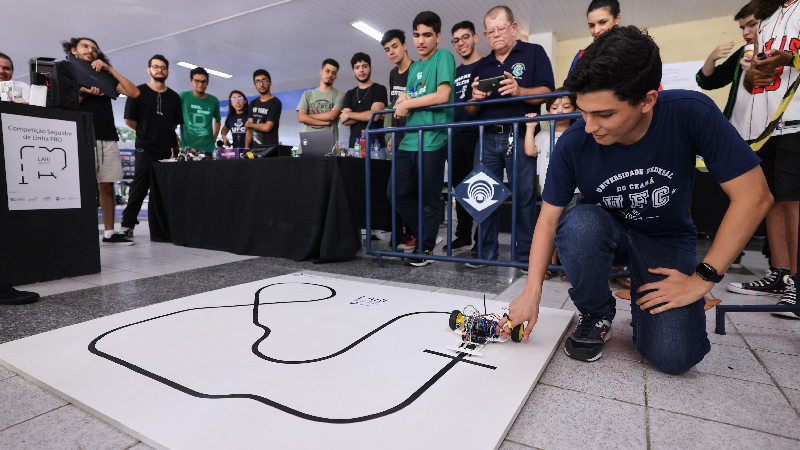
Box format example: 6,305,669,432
695,262,724,283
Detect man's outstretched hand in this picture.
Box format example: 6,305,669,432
497,290,541,340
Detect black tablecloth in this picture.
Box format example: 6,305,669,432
148,157,392,262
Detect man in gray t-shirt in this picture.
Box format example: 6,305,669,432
296,58,345,152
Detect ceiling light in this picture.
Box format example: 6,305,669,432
351,21,383,42
177,61,233,79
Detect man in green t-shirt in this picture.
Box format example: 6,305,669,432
179,67,221,156
296,59,345,153
391,11,457,266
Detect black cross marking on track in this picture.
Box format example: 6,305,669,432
423,349,496,370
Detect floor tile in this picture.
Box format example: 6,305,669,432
540,347,646,404
493,278,528,303
499,441,538,450
0,405,138,450
648,407,800,450
728,306,800,333
690,344,771,384
737,324,800,356
706,320,748,348
604,329,644,363
646,368,800,439
783,388,800,412
129,443,156,450
337,275,388,285
13,279,96,297
433,287,497,300
506,384,646,450
0,366,15,381
0,376,68,430
71,271,151,286
755,350,800,390
380,281,437,291
98,253,141,265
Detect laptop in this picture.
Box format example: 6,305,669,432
299,130,336,157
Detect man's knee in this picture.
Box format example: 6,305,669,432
638,327,709,375
556,204,615,246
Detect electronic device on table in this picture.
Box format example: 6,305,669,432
299,130,336,157
28,58,79,110
448,303,524,357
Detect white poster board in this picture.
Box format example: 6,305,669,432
2,113,81,210
661,60,704,92
0,274,574,450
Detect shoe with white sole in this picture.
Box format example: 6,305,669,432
727,266,788,296
773,275,799,319
564,314,612,362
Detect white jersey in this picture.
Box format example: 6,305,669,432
744,0,800,140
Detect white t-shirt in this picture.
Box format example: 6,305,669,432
745,1,800,140
729,74,754,139
535,131,563,194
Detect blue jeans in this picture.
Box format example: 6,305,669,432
389,147,447,252
555,204,711,375
473,131,537,261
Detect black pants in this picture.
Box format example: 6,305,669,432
121,149,171,229
451,133,476,239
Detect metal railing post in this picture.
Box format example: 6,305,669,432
446,127,453,257
391,131,397,251
417,130,424,255
511,122,519,262
477,125,484,260
365,128,372,253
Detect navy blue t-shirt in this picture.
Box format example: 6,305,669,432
472,41,555,137
453,61,478,136
224,112,247,148
543,90,761,252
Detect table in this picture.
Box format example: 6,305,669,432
148,157,393,263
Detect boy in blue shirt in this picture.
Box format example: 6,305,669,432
501,26,771,374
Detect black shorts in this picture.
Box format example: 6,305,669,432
757,132,800,202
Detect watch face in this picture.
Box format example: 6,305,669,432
697,263,722,282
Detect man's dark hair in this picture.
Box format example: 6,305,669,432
751,0,784,20
413,11,442,34
190,67,209,81
735,2,755,20
350,52,371,68
381,29,406,46
253,69,271,81
61,37,109,64
321,58,339,70
564,26,661,105
0,52,13,70
228,90,249,115
587,0,621,17
148,54,169,69
451,20,476,35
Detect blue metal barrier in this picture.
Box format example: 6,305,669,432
362,92,628,278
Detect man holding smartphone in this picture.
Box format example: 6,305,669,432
465,6,554,269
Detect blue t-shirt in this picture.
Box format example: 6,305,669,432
472,40,555,137
453,60,478,136
225,112,247,148
543,90,761,252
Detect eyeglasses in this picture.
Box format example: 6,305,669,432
254,79,271,85
452,33,474,45
231,97,245,101
484,24,512,37
192,79,209,84
149,65,168,72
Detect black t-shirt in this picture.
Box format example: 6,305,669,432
224,112,247,148
79,77,119,141
343,82,388,147
124,84,183,153
389,66,411,146
248,97,282,147
454,61,478,136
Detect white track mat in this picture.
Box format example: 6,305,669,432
0,273,574,450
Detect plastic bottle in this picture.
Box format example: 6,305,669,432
360,130,366,158
211,148,218,160
371,139,380,160
354,139,361,158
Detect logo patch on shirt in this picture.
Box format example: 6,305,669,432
417,72,422,80
511,63,525,78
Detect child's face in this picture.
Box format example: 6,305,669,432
550,97,574,119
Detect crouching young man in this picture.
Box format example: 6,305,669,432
501,26,772,374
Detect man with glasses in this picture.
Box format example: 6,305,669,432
0,53,30,102
449,21,482,251
62,37,141,245
246,69,282,148
179,67,221,158
341,53,388,149
465,6,555,269
120,55,183,239
297,59,345,153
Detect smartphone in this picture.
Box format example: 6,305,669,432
477,75,506,92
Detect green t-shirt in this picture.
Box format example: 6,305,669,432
399,49,456,152
179,91,221,153
296,87,345,152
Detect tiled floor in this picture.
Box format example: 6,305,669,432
2,225,800,449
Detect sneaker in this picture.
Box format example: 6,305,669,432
564,314,612,362
397,235,417,250
773,275,799,318
120,227,134,239
409,250,435,267
102,233,135,246
0,281,40,305
727,266,788,296
435,235,444,245
442,235,472,251
730,251,745,269
465,255,487,269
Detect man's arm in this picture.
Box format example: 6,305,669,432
345,102,386,123
394,83,451,117
212,119,221,144
637,166,773,313
245,118,253,148
500,201,566,339
497,72,553,105
697,46,741,90
89,60,139,98
247,121,276,133
340,108,357,126
298,109,330,126
309,108,342,122
124,119,137,130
